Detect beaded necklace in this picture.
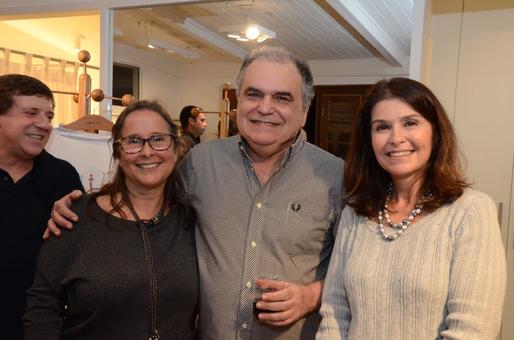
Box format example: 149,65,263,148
377,185,431,241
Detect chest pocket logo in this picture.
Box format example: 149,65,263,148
291,202,301,212
283,201,331,255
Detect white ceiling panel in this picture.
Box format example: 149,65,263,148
114,0,413,65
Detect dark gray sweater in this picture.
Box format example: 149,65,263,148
24,196,198,340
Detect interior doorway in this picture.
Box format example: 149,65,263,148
310,84,372,160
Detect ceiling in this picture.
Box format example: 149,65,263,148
114,0,413,67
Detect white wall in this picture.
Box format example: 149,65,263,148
114,42,180,108
428,4,514,231
0,16,101,124
425,11,462,122
0,21,77,61
428,3,514,339
311,58,408,85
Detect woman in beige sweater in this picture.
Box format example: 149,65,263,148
317,77,506,340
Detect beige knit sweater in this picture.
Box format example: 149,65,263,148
317,188,506,340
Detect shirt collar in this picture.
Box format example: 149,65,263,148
183,130,200,144
32,149,57,195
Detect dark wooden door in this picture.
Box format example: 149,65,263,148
314,85,372,160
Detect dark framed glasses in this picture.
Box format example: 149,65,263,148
116,133,177,154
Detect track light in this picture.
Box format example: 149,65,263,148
220,24,276,43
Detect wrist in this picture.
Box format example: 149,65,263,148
306,281,322,313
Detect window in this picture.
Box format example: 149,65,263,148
112,63,139,106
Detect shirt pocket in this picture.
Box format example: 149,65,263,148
282,201,332,255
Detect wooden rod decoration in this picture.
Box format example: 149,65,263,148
219,83,231,139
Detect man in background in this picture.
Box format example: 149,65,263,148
0,74,83,339
179,105,207,153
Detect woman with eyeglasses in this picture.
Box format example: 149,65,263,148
24,100,198,339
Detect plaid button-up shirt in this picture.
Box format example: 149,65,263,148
181,131,344,339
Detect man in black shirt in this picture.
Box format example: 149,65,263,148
179,105,207,154
0,74,83,339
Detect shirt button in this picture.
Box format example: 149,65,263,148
246,281,252,288
242,322,248,329
256,202,262,209
251,241,257,248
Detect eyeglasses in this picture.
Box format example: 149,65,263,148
116,133,177,154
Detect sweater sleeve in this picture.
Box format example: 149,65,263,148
23,264,65,340
441,193,506,340
23,201,84,340
317,208,352,340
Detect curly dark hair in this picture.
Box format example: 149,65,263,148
344,77,468,218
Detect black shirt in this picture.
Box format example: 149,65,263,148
179,130,201,155
0,150,83,340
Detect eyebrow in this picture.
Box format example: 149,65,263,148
23,106,55,117
244,87,294,99
274,91,293,99
371,113,422,124
244,86,262,94
126,132,169,137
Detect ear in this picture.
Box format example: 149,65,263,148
188,117,196,126
300,104,310,127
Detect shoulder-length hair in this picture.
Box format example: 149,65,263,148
344,77,468,218
88,100,194,228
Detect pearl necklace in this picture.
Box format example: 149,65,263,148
377,187,431,241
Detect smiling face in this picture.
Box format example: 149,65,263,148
0,95,54,162
118,109,177,194
236,60,308,159
371,98,433,185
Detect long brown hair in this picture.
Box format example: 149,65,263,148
89,100,194,227
344,77,468,218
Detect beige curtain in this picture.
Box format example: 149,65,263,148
0,48,79,125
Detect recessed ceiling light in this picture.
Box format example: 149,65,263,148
220,24,276,43
245,25,260,40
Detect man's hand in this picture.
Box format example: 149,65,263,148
255,278,323,326
43,190,83,239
